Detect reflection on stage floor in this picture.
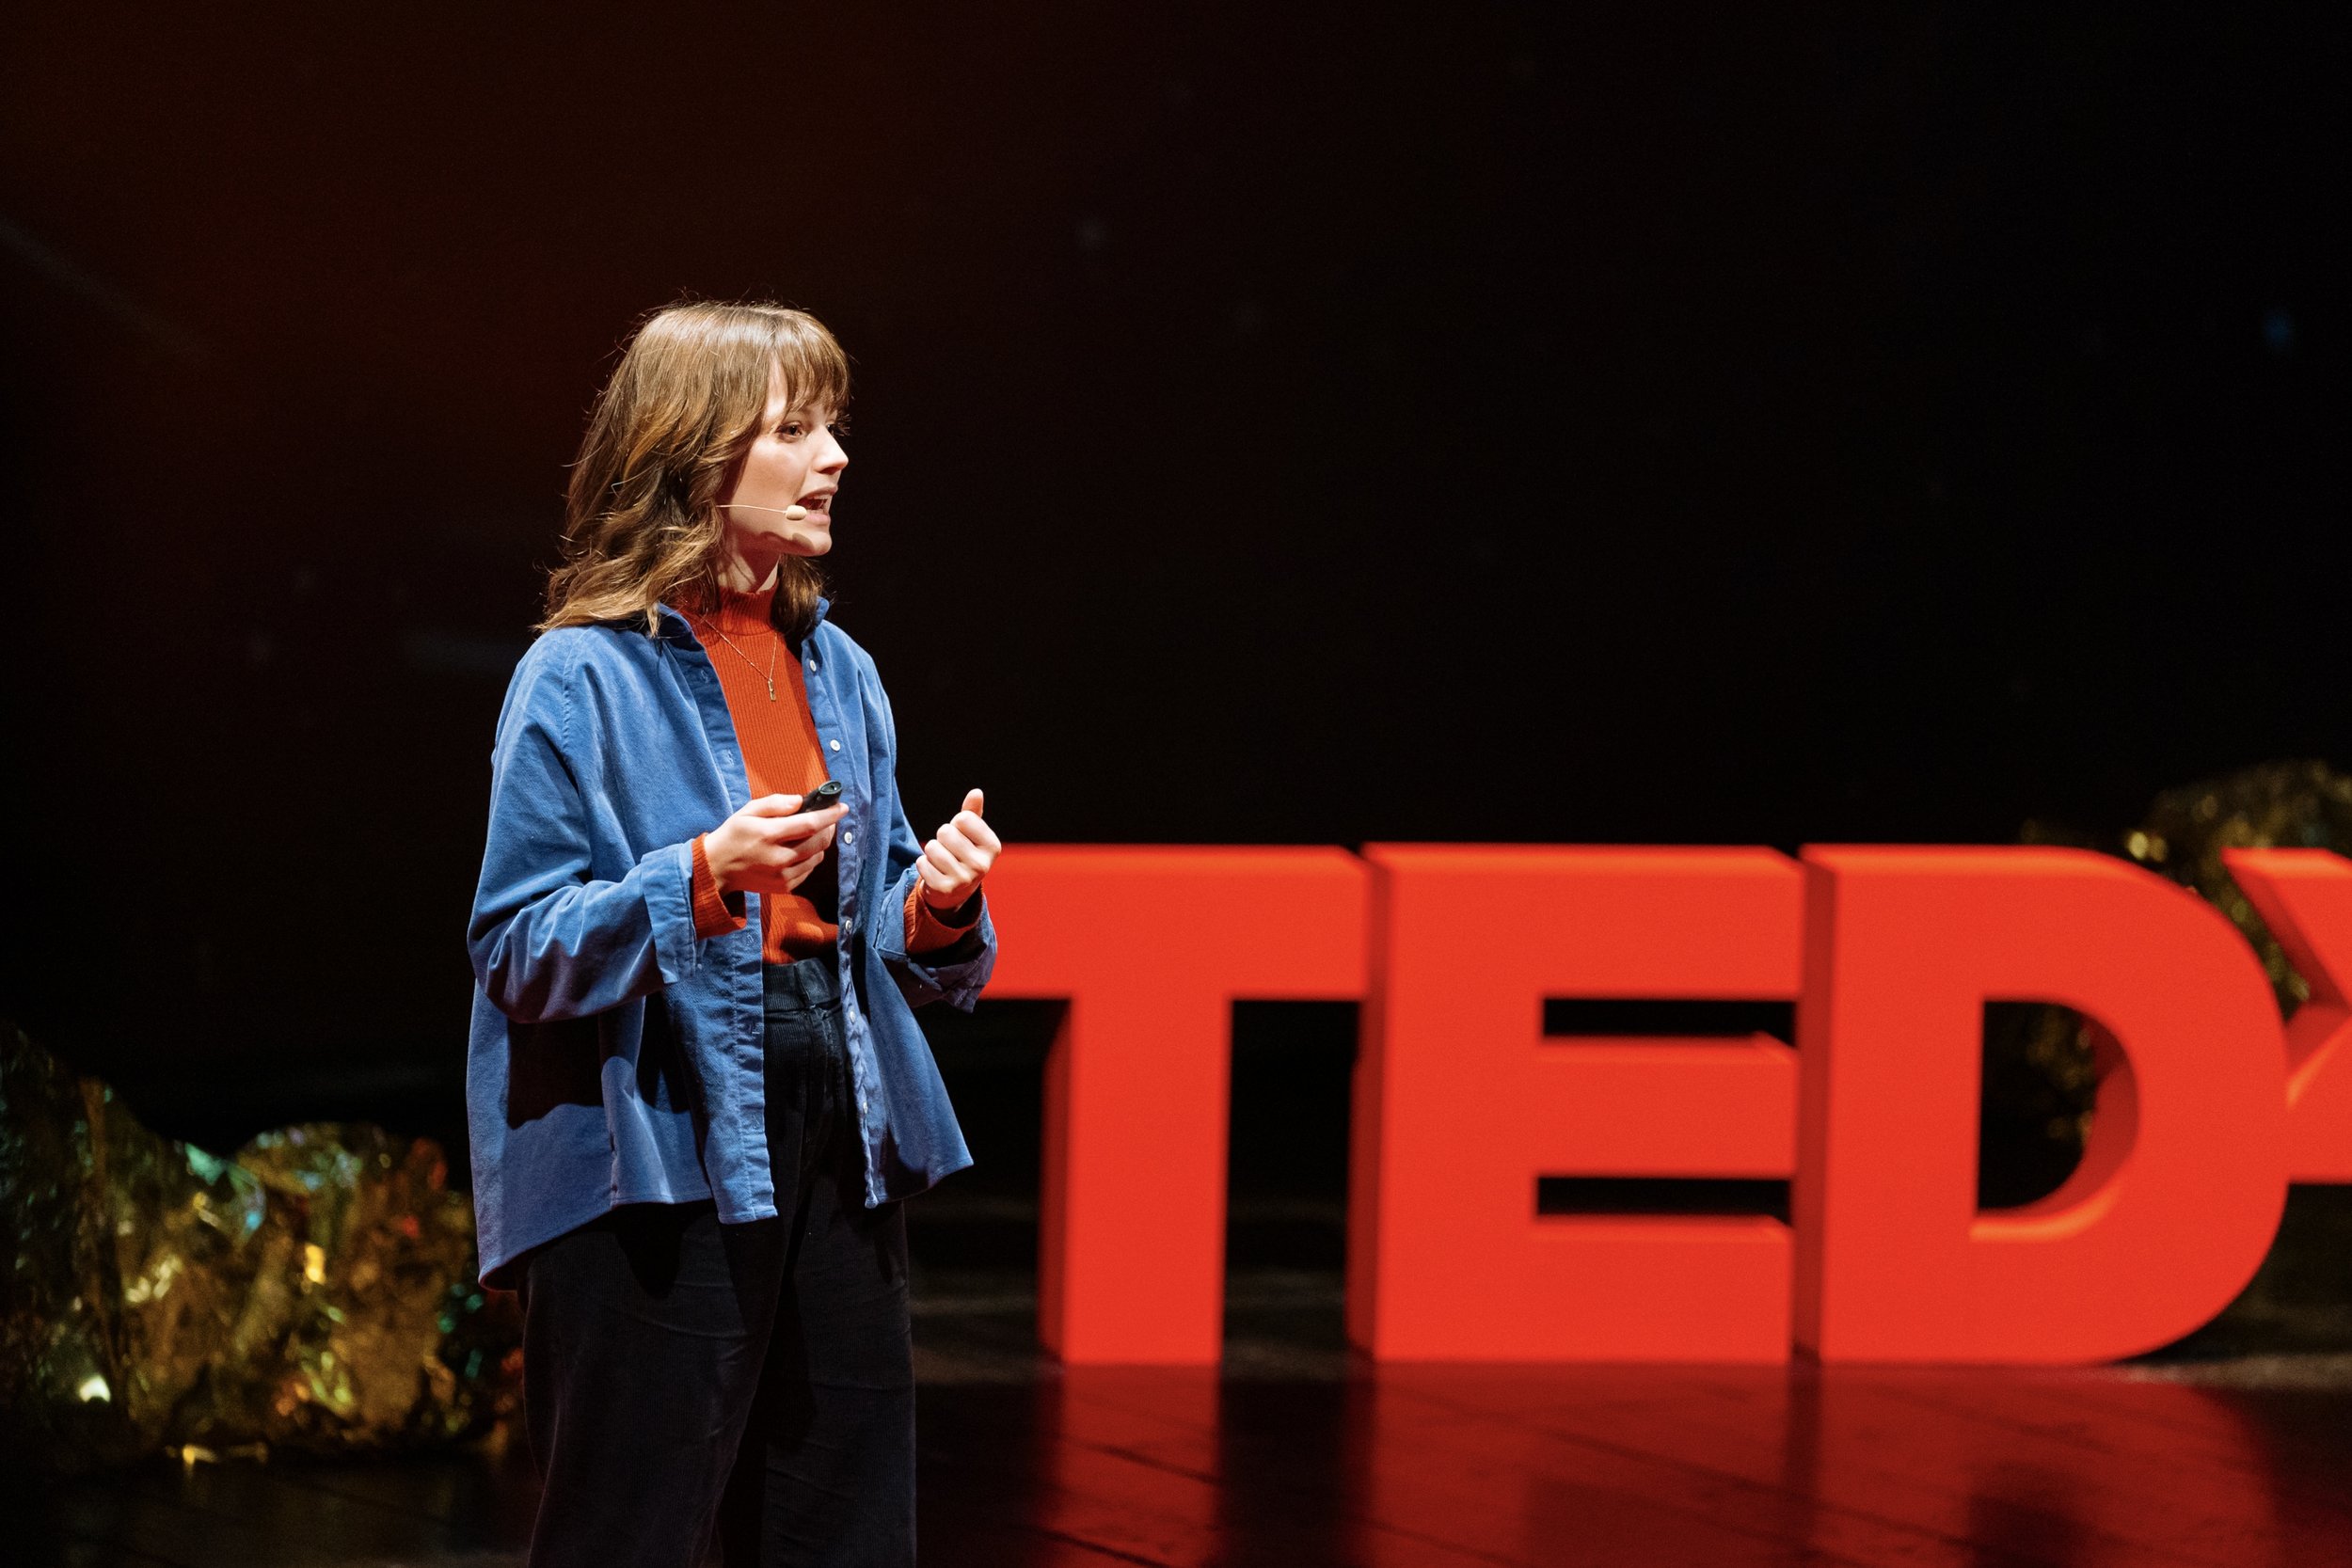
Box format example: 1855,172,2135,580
23,1265,2352,1568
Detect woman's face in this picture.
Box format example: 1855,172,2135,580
718,364,849,581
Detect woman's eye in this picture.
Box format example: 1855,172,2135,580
777,423,803,438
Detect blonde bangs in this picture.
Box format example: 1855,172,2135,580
772,317,851,420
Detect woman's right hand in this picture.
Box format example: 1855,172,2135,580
703,793,848,896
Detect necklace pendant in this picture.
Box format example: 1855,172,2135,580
765,676,777,701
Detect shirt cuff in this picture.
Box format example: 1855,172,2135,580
691,834,749,940
904,885,984,955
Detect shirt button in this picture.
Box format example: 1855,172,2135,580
807,659,818,673
843,831,854,845
828,738,841,752
841,916,854,935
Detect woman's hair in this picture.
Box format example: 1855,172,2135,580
541,300,850,642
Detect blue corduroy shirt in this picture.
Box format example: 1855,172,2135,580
463,597,993,1287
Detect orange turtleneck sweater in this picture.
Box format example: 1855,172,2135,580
683,584,980,964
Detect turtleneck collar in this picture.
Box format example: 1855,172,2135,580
701,581,779,638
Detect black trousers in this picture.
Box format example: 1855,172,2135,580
516,957,915,1567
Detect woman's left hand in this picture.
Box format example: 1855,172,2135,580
917,788,1000,911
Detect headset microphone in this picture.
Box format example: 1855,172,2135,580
722,502,811,520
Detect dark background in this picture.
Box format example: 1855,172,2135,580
2,6,2344,1239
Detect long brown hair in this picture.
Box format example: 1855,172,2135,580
541,300,850,642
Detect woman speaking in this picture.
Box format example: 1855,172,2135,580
465,300,999,1565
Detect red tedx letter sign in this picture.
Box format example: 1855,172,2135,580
2222,848,2352,1181
984,847,1367,1364
1349,847,1806,1361
1796,847,2288,1362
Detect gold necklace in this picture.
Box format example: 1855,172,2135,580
693,614,781,701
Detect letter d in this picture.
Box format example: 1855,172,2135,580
1796,847,2287,1363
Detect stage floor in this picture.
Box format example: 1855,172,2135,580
25,1271,2352,1567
